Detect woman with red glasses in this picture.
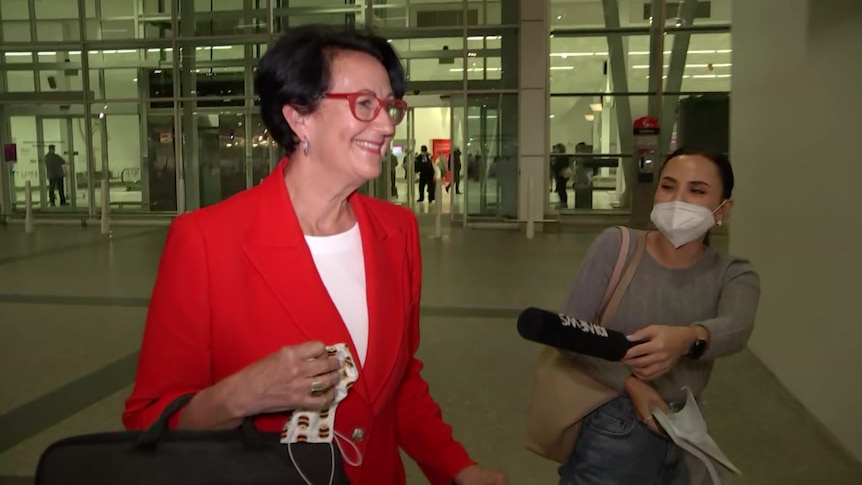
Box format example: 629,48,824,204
123,25,507,485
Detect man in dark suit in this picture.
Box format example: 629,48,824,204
44,144,68,206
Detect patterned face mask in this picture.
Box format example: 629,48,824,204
281,343,362,483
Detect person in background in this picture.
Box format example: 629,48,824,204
557,148,760,485
446,147,462,194
573,142,596,178
403,149,412,181
44,144,68,207
389,150,399,198
123,25,506,485
551,143,571,209
414,145,435,203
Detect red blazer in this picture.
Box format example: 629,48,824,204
123,158,475,484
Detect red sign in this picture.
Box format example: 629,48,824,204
3,144,16,162
431,138,451,159
633,116,660,134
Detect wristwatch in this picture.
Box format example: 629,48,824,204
687,325,709,360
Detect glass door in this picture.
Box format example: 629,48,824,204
36,116,93,213
145,112,179,212
197,111,247,207
449,96,466,222
250,114,273,186
387,106,411,207
405,107,415,208
7,115,39,213
464,93,517,220
465,102,497,216
94,105,148,212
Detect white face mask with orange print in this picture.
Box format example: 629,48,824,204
281,343,362,483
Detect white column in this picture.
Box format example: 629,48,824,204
731,0,862,463
517,0,550,225
591,106,601,151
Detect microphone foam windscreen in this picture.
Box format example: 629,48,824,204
517,307,632,361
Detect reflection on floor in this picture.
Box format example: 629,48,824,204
549,188,620,211
390,178,623,215
1,222,860,483
389,176,499,216
11,176,623,215
12,185,144,211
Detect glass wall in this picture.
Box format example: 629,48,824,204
548,0,731,214
0,0,518,222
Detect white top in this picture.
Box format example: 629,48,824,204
304,223,369,365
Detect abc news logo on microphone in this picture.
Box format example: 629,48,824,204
558,314,609,338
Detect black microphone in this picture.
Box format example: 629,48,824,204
517,307,634,361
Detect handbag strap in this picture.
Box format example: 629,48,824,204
136,393,269,449
136,393,196,447
598,228,647,325
596,226,630,322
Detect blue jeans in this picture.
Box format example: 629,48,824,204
558,396,689,485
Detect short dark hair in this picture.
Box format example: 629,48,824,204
254,25,406,155
662,147,734,199
420,145,428,152
48,144,55,150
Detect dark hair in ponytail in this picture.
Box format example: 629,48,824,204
660,147,735,247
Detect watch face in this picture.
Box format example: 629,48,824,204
689,339,707,359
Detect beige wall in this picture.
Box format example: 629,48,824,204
730,0,862,462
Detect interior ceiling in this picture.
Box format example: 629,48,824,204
14,29,731,97
4,1,732,125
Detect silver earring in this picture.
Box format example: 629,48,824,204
301,137,309,155
716,220,723,227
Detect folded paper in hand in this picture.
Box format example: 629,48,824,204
651,387,741,485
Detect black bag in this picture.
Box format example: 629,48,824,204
35,394,351,485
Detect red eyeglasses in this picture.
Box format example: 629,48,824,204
325,92,408,125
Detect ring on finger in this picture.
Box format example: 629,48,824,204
310,380,326,395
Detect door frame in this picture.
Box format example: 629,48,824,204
405,107,416,208
34,115,98,213
193,108,250,208
0,105,11,217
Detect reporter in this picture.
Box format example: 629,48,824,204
557,148,760,484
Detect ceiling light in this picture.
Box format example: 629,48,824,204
590,103,603,112
585,113,595,121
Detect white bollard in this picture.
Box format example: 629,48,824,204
100,179,110,235
24,180,34,233
526,175,535,240
434,184,443,238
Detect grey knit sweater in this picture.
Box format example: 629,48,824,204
562,227,761,403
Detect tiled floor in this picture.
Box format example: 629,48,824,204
1,219,861,484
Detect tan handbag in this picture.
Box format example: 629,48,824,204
524,226,647,464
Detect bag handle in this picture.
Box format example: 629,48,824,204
136,394,195,447
597,228,647,325
596,226,629,322
136,394,264,448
